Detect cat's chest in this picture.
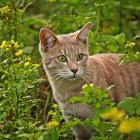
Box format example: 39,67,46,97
52,81,83,104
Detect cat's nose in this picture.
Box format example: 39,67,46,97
70,69,78,74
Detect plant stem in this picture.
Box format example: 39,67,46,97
45,92,51,123
12,0,17,41
95,127,106,140
10,50,19,119
118,0,122,33
95,8,100,35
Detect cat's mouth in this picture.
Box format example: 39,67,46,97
67,75,77,81
61,72,81,81
69,77,77,81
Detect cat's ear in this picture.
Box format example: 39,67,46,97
39,28,58,52
76,22,91,44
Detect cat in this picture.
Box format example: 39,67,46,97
39,22,140,140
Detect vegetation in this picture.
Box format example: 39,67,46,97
0,0,140,139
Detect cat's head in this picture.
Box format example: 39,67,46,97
39,22,91,81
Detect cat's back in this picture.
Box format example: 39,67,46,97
88,53,140,102
88,53,139,70
88,53,121,75
89,53,120,63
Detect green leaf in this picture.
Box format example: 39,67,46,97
67,96,84,103
23,46,34,54
107,45,118,52
17,133,31,138
64,119,82,128
118,97,137,115
136,107,140,115
114,33,125,44
135,93,140,100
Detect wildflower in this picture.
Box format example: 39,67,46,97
101,107,125,123
47,121,60,128
0,40,7,49
14,42,19,48
95,3,103,8
10,40,15,44
6,48,9,51
82,84,88,89
89,83,94,87
0,5,11,15
15,50,23,56
118,118,140,134
32,63,40,68
125,41,136,48
53,104,59,108
10,40,19,48
24,62,30,67
26,57,31,61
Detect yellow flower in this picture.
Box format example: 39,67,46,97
32,63,40,68
0,5,11,15
6,48,9,51
14,42,19,48
101,107,125,123
89,83,94,87
82,84,88,89
125,41,136,48
26,57,31,61
24,62,30,67
10,40,19,48
15,50,23,56
0,40,7,49
10,40,15,44
47,121,60,128
118,118,140,134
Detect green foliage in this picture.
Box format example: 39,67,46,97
68,84,140,139
29,0,140,54
118,94,140,116
0,0,47,56
0,39,45,139
68,84,121,139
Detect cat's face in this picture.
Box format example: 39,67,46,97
39,23,91,81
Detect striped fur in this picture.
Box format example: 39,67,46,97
39,23,140,140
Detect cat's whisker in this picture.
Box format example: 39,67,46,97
61,75,69,80
53,73,61,77
48,70,59,74
61,72,69,75
48,71,61,77
46,75,62,90
52,75,62,84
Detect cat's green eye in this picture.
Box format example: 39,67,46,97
77,53,84,61
57,55,67,62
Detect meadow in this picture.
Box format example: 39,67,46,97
0,0,140,139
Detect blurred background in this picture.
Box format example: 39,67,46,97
1,0,140,56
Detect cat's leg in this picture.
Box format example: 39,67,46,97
72,125,94,140
62,103,94,140
76,138,88,140
76,137,90,140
